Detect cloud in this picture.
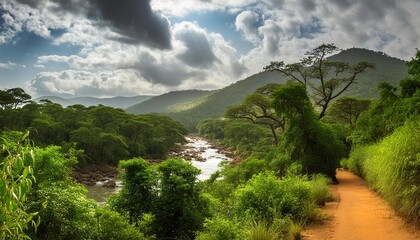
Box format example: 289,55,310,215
3,0,172,49
3,0,420,99
235,11,260,44
27,69,169,97
88,0,172,49
258,20,283,56
174,22,218,68
0,61,17,69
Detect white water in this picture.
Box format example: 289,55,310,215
186,137,231,181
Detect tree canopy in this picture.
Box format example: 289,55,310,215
265,43,375,118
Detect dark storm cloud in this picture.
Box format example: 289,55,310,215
89,0,171,49
15,0,172,49
175,26,217,68
300,0,316,11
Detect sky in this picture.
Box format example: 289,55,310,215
0,0,419,98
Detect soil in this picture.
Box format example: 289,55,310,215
302,169,420,240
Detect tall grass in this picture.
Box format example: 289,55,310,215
341,146,370,176
348,120,420,222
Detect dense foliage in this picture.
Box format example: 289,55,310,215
110,158,210,240
0,134,39,239
196,49,419,237
0,132,145,240
0,98,187,165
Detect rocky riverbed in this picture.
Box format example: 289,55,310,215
74,136,236,203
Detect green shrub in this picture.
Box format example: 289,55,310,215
309,174,332,207
242,220,281,240
235,172,311,222
196,217,241,240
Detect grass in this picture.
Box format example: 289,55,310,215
346,119,420,223
364,120,420,223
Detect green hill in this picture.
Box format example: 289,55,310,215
35,95,153,109
127,48,409,131
328,48,407,98
126,89,214,114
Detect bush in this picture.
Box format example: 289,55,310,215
196,217,241,240
242,220,281,240
309,174,332,207
235,172,312,222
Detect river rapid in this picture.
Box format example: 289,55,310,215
86,136,231,204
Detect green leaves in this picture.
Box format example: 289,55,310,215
0,135,39,239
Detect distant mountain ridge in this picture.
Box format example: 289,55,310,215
126,89,214,114
127,48,408,131
35,95,154,109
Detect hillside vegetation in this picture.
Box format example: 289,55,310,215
127,48,408,131
126,89,214,114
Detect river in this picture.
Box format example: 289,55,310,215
86,136,231,203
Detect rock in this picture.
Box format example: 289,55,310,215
103,180,116,188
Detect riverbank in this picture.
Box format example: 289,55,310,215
71,164,119,187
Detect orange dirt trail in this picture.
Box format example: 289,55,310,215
302,169,419,240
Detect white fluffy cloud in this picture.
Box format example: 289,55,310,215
27,70,168,97
235,11,260,44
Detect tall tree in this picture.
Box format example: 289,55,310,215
326,96,371,126
265,43,375,118
271,83,344,181
0,88,31,109
225,83,285,144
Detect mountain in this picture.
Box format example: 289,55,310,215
35,95,154,109
126,90,214,114
127,48,408,131
327,48,408,98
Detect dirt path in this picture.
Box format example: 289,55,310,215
302,169,419,240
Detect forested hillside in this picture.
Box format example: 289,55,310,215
0,96,187,165
35,95,153,109
126,89,214,114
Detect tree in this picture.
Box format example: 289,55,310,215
406,49,420,78
0,88,31,109
326,96,371,126
265,43,375,118
225,83,285,144
272,83,344,181
154,159,210,240
109,158,156,224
